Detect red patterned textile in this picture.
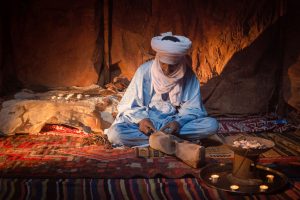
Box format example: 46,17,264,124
0,126,200,178
0,124,299,179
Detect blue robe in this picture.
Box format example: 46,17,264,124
105,60,218,147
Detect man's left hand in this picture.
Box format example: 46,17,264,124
160,121,180,135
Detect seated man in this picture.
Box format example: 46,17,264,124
105,32,218,147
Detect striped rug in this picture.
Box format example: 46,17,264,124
0,126,299,199
0,177,299,200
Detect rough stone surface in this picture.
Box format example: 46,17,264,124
1,0,298,117
110,0,283,116
9,0,100,88
110,0,281,82
0,15,2,92
201,23,282,116
0,85,121,135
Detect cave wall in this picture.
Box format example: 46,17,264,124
0,1,22,94
202,23,282,116
110,0,284,116
0,13,2,92
110,0,282,83
1,0,298,116
282,0,300,112
1,0,102,90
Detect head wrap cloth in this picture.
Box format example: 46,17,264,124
150,32,192,106
151,32,192,64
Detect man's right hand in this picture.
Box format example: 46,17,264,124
139,118,156,136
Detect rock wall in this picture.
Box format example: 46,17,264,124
0,1,22,94
0,13,2,92
202,23,282,116
110,0,281,82
6,0,101,88
1,0,298,116
110,0,283,116
282,0,300,112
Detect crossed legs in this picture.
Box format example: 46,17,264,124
106,117,219,147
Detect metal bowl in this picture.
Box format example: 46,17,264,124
224,135,275,157
200,163,288,194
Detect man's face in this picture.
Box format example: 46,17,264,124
160,61,178,76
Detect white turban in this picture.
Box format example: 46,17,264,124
151,32,192,64
150,32,191,106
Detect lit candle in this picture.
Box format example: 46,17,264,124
230,185,239,191
259,185,268,192
266,174,274,183
210,174,219,183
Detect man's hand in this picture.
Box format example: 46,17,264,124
160,121,180,135
139,118,156,136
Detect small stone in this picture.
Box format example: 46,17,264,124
65,94,74,100
77,94,82,99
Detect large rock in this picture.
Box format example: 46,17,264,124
201,23,282,116
0,85,121,135
0,15,2,92
0,100,101,134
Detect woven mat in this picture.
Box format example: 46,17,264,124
0,124,299,179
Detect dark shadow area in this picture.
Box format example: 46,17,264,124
201,19,283,117
96,0,112,87
279,0,300,124
0,1,23,96
109,61,122,80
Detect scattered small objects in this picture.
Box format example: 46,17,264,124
233,138,267,149
65,93,74,100
76,94,82,99
0,84,122,135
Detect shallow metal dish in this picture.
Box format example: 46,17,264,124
200,163,288,194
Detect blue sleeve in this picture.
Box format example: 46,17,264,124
116,64,150,124
175,72,207,127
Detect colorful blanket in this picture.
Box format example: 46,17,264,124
0,124,299,179
0,121,299,199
